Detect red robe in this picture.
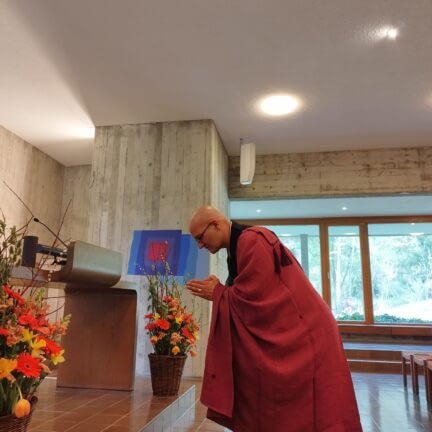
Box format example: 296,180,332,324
201,227,362,432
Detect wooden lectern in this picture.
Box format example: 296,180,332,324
50,241,138,391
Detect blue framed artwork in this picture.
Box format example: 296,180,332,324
127,229,208,279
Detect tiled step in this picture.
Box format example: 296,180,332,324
348,358,402,373
343,342,432,374
345,348,401,361
141,384,197,432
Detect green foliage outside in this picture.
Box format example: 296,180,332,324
272,223,432,325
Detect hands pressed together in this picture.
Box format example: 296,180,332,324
186,274,220,301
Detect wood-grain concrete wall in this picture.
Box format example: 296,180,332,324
88,119,229,377
0,125,66,326
61,165,91,244
0,125,65,246
229,147,432,199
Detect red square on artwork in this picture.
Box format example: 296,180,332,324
147,241,169,261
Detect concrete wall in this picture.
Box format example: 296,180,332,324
229,147,432,199
87,119,229,377
0,125,65,246
0,125,65,325
61,165,91,243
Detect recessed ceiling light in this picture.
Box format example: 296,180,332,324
258,94,301,116
376,26,399,40
342,206,348,211
256,209,262,213
386,28,398,39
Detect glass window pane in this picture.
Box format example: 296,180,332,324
328,226,365,321
369,223,432,324
266,225,322,295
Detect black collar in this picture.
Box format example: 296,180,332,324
226,221,250,286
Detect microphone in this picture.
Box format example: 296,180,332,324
33,218,69,249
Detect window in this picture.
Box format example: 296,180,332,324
328,226,364,321
266,225,322,295
248,215,432,327
369,223,432,324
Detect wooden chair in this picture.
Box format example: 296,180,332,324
410,353,432,396
401,351,432,396
425,359,432,409
401,351,417,387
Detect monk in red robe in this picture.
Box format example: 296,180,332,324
187,206,362,432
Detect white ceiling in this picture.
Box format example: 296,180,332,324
1,0,432,166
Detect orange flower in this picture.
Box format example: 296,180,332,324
14,398,31,418
16,353,42,378
170,332,182,344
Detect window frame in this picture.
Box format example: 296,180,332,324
237,215,432,336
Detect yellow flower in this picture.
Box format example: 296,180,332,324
30,338,46,358
175,315,183,324
51,350,65,365
0,358,17,381
171,346,180,355
21,328,35,344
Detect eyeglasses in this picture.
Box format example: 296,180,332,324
194,222,213,242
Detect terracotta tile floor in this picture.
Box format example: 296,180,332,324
27,373,432,432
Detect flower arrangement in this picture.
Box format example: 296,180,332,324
0,216,70,418
145,263,199,357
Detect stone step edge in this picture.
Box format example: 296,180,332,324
140,384,196,432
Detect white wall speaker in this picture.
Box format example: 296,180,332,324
240,142,256,185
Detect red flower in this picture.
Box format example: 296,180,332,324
18,314,38,329
181,327,194,341
3,285,25,305
16,353,42,378
156,319,170,330
0,328,10,336
38,336,62,355
145,322,157,330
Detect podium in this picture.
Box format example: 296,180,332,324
50,241,138,391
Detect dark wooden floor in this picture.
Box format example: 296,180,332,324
27,373,432,431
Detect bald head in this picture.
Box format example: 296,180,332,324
189,206,231,252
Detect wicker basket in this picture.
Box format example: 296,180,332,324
0,397,37,432
148,353,187,396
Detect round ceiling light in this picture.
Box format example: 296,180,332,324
258,94,301,116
